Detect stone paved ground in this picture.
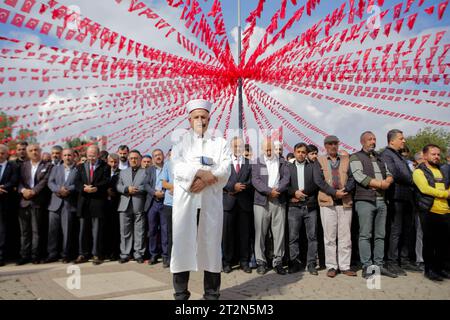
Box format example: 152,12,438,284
0,260,449,300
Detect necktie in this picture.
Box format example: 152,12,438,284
235,161,240,174
89,164,94,183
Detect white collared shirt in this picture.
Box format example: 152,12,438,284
30,161,40,188
232,155,243,172
64,164,74,182
295,160,306,190
119,161,129,170
264,154,280,188
0,160,7,181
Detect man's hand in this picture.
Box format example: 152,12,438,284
385,176,394,184
290,197,300,203
269,188,280,199
335,189,348,199
190,177,207,193
197,170,218,186
234,183,246,193
59,187,70,197
155,190,165,199
128,186,139,195
22,189,34,199
380,180,391,190
0,185,7,194
84,185,97,193
107,187,116,197
294,190,307,200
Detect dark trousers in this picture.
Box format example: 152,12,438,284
163,205,173,260
18,207,43,259
288,205,317,266
420,210,450,273
387,200,415,263
104,200,120,259
222,202,252,267
79,217,103,257
0,207,5,260
47,208,75,259
173,271,221,300
147,201,168,259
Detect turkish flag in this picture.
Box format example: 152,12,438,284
21,0,36,13
0,8,11,23
11,13,25,27
407,13,417,30
438,1,449,20
25,17,39,30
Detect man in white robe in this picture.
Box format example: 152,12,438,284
170,99,231,300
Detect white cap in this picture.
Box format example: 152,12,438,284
186,99,212,114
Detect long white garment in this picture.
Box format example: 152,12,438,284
170,129,231,273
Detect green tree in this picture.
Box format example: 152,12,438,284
0,112,37,152
406,127,450,161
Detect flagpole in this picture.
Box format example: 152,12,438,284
237,0,243,137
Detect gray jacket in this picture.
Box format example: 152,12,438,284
252,157,290,206
47,164,78,212
116,167,149,213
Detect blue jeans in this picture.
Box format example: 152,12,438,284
356,199,387,268
147,201,168,259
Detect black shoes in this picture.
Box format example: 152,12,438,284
44,256,59,264
222,265,232,273
16,258,30,266
135,257,144,264
148,257,158,265
119,257,129,264
437,270,450,279
401,261,422,272
386,262,405,276
240,264,252,273
32,258,40,265
256,264,267,275
379,266,398,278
288,260,302,274
0,260,5,267
307,264,318,276
274,265,286,275
361,265,398,279
162,258,170,268
425,270,444,282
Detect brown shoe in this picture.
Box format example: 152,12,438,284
341,269,357,277
327,268,338,278
92,256,103,265
74,255,88,264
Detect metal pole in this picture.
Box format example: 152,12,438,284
237,0,243,137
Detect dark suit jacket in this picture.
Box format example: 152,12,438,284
19,161,53,209
75,160,110,218
381,147,413,202
0,161,19,210
47,164,78,212
252,157,290,206
144,166,157,212
223,158,254,211
287,160,336,210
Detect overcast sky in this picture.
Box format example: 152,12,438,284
0,0,449,154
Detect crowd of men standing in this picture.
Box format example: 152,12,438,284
0,128,449,283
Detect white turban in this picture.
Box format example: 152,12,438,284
185,99,212,114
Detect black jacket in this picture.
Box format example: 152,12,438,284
0,161,19,210
287,160,336,210
223,158,253,211
381,147,413,202
75,160,110,218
